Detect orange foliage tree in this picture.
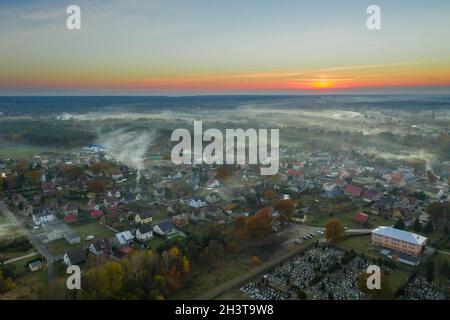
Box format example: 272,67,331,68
325,219,346,244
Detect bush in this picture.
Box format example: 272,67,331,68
297,290,307,300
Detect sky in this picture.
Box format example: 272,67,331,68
1,0,450,95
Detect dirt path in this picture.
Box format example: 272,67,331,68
3,251,39,264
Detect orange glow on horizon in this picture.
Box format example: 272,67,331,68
1,60,450,93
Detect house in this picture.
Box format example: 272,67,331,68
187,197,207,208
89,238,112,256
111,170,124,180
201,205,224,220
28,260,43,272
206,179,220,188
85,200,99,212
135,224,154,241
62,203,78,216
63,248,87,266
344,184,362,197
354,212,369,225
64,231,81,245
291,211,307,223
376,196,395,211
41,181,56,193
386,172,406,187
135,212,153,225
172,213,189,228
90,210,104,219
12,194,27,207
190,211,206,223
153,220,176,237
292,162,304,170
362,190,378,203
153,188,165,198
22,204,34,217
32,208,55,226
64,213,77,223
206,192,221,203
371,226,427,256
101,213,120,226
114,231,134,248
104,196,119,208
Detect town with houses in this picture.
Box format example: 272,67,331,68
1,138,449,300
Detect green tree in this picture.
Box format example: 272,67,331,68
423,220,434,234
394,218,406,230
297,290,307,300
426,261,435,283
413,217,421,232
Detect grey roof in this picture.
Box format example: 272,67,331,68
66,248,86,265
137,224,153,234
154,220,174,233
372,226,427,246
137,211,153,219
116,231,134,244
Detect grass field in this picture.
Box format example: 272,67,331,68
72,222,115,239
147,236,167,250
0,143,59,159
47,239,82,256
171,255,252,300
47,222,115,255
308,209,393,230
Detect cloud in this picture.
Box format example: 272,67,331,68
17,9,64,22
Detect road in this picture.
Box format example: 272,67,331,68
0,201,55,283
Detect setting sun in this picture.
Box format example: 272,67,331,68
310,80,336,89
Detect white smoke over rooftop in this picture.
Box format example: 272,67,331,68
97,128,156,176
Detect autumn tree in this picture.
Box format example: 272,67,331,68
0,270,15,294
246,208,273,240
59,164,84,181
234,215,248,240
217,165,232,181
25,170,42,185
274,199,297,224
6,175,15,190
86,179,106,193
251,256,261,267
91,162,113,176
325,219,346,244
83,261,125,299
263,188,276,201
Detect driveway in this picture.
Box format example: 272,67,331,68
0,201,55,283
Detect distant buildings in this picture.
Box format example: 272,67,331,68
372,226,427,256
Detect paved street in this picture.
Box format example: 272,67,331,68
0,201,55,283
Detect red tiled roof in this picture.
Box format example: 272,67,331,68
354,212,369,223
344,184,362,196
64,214,77,222
287,169,302,176
90,210,104,218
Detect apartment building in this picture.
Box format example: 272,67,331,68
371,226,427,256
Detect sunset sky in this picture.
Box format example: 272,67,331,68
1,0,450,95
